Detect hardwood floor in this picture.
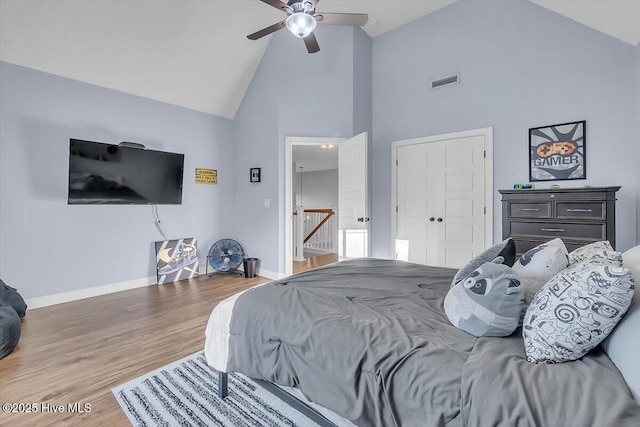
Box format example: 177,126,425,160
292,252,339,274
0,274,263,427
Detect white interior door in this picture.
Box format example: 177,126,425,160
434,136,486,268
339,132,368,260
396,143,435,265
395,135,486,268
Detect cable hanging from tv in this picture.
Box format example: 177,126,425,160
153,205,168,241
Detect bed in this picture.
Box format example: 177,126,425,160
204,257,640,427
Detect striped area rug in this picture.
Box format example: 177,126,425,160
112,351,336,427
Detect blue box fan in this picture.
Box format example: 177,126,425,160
206,239,245,276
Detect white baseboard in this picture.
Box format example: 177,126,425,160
26,266,285,310
303,248,334,257
256,268,286,281
233,261,285,281
26,275,157,310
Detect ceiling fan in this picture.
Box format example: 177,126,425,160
247,0,368,53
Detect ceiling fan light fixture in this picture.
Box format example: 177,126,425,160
286,12,317,38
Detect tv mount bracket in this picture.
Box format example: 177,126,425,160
119,141,146,149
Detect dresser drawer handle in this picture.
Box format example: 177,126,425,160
566,209,593,213
541,228,566,232
519,208,540,211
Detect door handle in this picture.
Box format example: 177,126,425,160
437,218,443,223
357,217,363,222
364,217,370,222
429,217,435,222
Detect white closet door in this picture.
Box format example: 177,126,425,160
433,136,486,268
396,143,435,265
395,135,486,268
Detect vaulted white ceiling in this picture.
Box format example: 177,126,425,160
1,0,638,119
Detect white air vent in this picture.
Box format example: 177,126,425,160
431,73,459,89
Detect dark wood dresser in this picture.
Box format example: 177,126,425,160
499,186,620,256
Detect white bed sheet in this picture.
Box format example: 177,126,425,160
204,283,265,372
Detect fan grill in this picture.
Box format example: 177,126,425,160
207,239,245,275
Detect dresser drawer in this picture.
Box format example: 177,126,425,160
513,238,592,256
509,203,551,218
555,202,604,220
510,221,605,240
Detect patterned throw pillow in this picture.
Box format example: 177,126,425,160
568,241,623,266
523,262,634,363
451,238,516,288
445,262,523,337
512,238,569,304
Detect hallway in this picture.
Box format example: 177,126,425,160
292,252,339,274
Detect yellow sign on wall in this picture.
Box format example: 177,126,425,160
195,168,217,184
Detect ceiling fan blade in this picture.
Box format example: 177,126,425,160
259,0,289,12
304,33,320,53
315,12,368,27
247,20,286,40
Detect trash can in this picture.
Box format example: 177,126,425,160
243,258,258,278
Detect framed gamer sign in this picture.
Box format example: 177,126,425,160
529,120,586,182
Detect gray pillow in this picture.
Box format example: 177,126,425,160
451,238,516,288
444,262,524,337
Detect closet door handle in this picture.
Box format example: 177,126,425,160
437,218,443,223
541,228,565,232
429,217,435,222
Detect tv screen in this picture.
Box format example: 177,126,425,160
68,139,184,205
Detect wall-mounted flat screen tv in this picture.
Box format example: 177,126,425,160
68,139,184,205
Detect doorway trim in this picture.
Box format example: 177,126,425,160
285,136,345,277
390,127,494,258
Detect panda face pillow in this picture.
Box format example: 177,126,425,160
451,238,516,288
444,262,524,337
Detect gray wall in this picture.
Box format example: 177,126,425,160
637,43,640,244
353,25,373,138
371,0,639,256
0,61,235,299
295,170,338,209
232,26,372,274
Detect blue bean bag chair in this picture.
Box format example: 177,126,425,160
0,279,26,359
0,279,27,318
0,300,20,359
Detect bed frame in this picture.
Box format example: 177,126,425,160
217,371,228,398
214,369,338,426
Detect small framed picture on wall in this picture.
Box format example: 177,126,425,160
529,120,586,181
250,167,261,183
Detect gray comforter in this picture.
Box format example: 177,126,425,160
226,259,640,427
